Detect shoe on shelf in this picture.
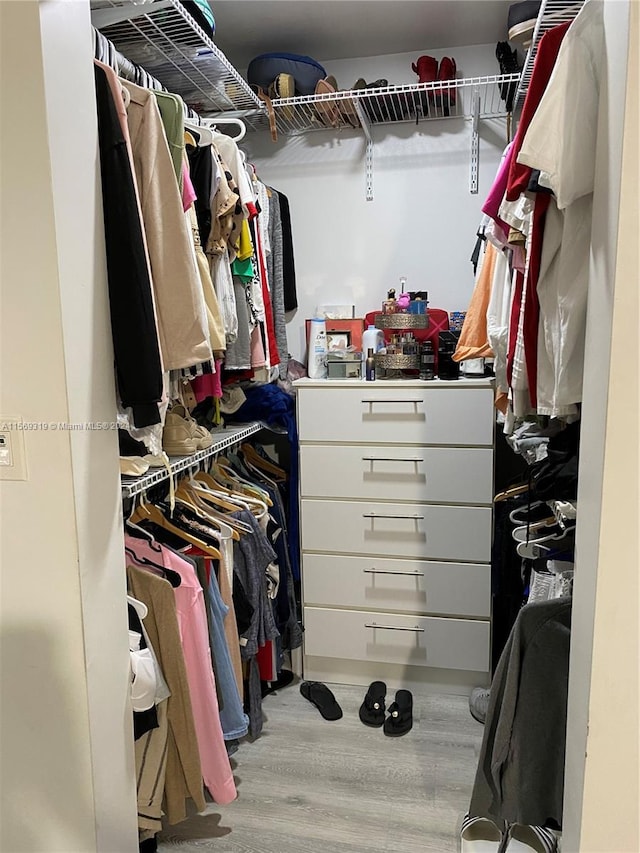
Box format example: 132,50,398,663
412,54,438,115
162,404,212,457
460,813,504,853
436,56,457,115
268,72,295,122
496,41,522,111
314,75,340,128
505,824,558,852
119,456,150,477
507,1,542,49
358,680,387,727
469,686,490,724
383,688,413,736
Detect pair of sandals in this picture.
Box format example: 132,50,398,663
359,680,413,737
299,680,413,737
460,814,557,852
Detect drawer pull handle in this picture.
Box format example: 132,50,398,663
363,569,424,577
365,623,425,633
361,399,423,405
362,513,424,520
361,456,423,463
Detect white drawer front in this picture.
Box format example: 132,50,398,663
302,554,491,618
297,387,494,446
303,607,490,672
301,499,492,562
300,444,493,504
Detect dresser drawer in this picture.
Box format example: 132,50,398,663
300,444,493,504
302,554,491,618
297,386,494,446
303,607,490,672
301,499,492,562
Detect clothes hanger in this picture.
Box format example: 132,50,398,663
174,479,241,541
240,444,286,481
214,457,270,494
131,501,222,560
125,494,158,545
202,116,247,142
185,120,214,146
494,482,529,502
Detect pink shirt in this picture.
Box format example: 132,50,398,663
125,536,236,804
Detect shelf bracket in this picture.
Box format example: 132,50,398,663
470,87,480,194
354,100,374,202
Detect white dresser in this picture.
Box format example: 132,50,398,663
295,378,494,693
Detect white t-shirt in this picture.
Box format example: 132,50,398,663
517,0,603,417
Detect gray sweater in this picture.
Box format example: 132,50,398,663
469,599,572,829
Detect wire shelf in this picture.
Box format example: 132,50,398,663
260,74,521,136
91,0,261,115
514,0,586,111
121,421,264,497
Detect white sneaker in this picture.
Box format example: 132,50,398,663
162,405,212,456
119,456,150,477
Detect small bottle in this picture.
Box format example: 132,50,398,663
382,288,397,314
404,333,417,356
420,341,435,380
365,348,376,381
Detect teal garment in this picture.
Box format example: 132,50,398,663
230,255,255,283
154,91,185,186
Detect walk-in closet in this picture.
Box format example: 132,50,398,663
0,1,638,852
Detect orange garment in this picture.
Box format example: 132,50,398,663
453,241,498,362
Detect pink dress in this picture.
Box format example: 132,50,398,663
125,536,237,804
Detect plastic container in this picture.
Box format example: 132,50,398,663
307,317,328,379
362,325,385,355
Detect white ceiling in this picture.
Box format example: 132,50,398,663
212,0,514,69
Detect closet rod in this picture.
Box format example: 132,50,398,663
93,26,201,123
121,421,264,498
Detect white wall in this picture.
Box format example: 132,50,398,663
0,2,137,850
246,44,508,362
564,0,639,849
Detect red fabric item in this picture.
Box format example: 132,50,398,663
523,192,552,408
506,270,525,387
254,223,280,367
256,640,276,682
191,360,223,403
506,22,571,202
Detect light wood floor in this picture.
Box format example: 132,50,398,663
158,682,483,853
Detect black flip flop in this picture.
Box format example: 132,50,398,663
299,681,343,721
359,680,387,727
383,689,413,737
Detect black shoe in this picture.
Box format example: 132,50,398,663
359,680,387,727
383,689,413,737
300,681,343,721
496,41,521,111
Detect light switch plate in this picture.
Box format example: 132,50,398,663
0,417,28,480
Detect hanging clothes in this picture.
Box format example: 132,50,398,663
121,79,212,371
93,64,163,428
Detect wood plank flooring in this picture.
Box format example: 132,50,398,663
158,682,484,853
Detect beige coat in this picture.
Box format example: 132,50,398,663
122,80,211,370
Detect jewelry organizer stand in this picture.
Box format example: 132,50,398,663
373,313,430,379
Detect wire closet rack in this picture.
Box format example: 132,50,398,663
120,421,264,498
261,74,522,137
513,0,586,111
90,0,262,115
